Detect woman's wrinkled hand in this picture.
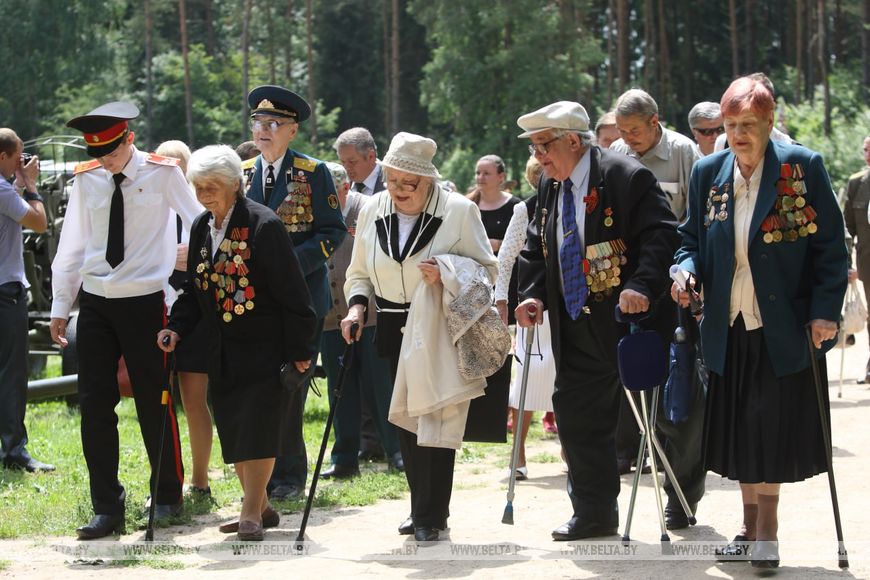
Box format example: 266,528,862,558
848,268,858,282
293,360,311,373
515,298,543,327
809,319,838,349
670,275,699,308
418,259,441,286
341,304,365,344
157,329,180,352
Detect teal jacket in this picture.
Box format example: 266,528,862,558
244,150,347,320
675,140,847,378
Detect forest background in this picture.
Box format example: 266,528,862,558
1,0,868,192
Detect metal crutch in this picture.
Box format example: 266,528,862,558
502,304,538,525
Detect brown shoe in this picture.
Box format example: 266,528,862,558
219,506,280,533
237,520,264,541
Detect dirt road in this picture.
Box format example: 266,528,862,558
2,338,868,579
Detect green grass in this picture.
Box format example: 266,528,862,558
7,371,551,539
0,559,10,571
113,557,187,570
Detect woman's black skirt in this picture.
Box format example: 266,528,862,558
704,315,830,483
174,317,210,374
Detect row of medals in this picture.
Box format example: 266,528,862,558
277,184,314,232
585,239,628,298
195,238,254,323
766,165,816,243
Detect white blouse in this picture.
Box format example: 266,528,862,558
729,158,764,330
494,201,528,303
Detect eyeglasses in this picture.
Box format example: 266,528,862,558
693,126,725,137
528,135,564,156
250,118,291,132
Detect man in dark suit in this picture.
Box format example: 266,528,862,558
843,135,870,381
334,127,384,196
515,101,679,540
242,85,347,500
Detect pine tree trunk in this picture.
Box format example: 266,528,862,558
390,0,400,134
306,0,317,143
818,0,831,135
268,0,277,84
204,0,216,56
179,0,194,146
607,0,616,105
382,0,391,138
241,0,253,141
657,0,670,115
795,0,803,104
643,0,654,91
285,0,294,84
863,0,870,102
744,0,754,72
616,0,629,91
729,0,739,77
145,0,154,151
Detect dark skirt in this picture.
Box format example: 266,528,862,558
704,315,830,483
174,317,210,374
211,374,292,464
463,355,511,443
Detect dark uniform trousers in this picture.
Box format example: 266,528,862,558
321,326,399,466
269,320,323,491
388,355,453,530
0,282,29,462
77,290,183,515
553,302,621,525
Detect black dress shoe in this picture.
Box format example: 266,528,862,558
664,500,697,530
4,455,56,472
389,452,405,472
76,513,125,540
551,517,617,541
320,464,360,480
269,484,303,501
153,501,183,521
358,448,386,462
715,534,752,562
414,526,440,543
617,458,633,475
751,540,780,568
398,516,414,535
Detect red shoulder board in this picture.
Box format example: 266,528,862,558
146,153,181,167
73,160,102,175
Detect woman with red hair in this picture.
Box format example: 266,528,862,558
672,75,847,568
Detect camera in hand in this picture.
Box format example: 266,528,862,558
21,152,33,164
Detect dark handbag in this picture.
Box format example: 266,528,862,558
280,361,315,393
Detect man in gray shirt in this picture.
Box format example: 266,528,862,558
610,89,700,221
0,128,52,472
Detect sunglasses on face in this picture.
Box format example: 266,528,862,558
693,126,725,137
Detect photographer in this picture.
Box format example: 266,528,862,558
0,127,52,472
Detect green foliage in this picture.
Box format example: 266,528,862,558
783,72,870,190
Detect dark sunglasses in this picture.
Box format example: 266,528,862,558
694,126,725,137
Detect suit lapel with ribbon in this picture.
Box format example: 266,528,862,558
374,192,444,262
246,157,264,205
584,148,605,248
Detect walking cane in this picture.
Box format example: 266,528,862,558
804,326,849,568
295,323,359,550
502,304,537,525
146,336,175,542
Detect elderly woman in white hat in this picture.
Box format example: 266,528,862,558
341,132,497,543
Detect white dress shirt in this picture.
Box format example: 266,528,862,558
260,152,286,190
208,201,237,260
51,146,204,319
729,158,764,330
355,165,382,196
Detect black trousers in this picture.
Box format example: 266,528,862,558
77,291,184,515
389,354,454,530
270,319,324,490
0,282,29,462
553,306,621,525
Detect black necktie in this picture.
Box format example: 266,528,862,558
106,173,126,268
264,164,275,206
353,182,365,193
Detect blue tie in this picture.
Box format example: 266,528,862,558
559,178,587,319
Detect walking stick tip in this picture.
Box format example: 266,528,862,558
501,503,514,525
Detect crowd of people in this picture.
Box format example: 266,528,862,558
0,72,865,569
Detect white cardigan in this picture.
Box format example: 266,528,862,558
344,185,498,308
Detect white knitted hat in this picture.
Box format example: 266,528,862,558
380,132,441,179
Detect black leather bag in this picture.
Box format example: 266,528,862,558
280,361,315,393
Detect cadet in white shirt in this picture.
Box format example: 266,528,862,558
49,102,203,540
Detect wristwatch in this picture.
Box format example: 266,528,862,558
23,190,43,203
